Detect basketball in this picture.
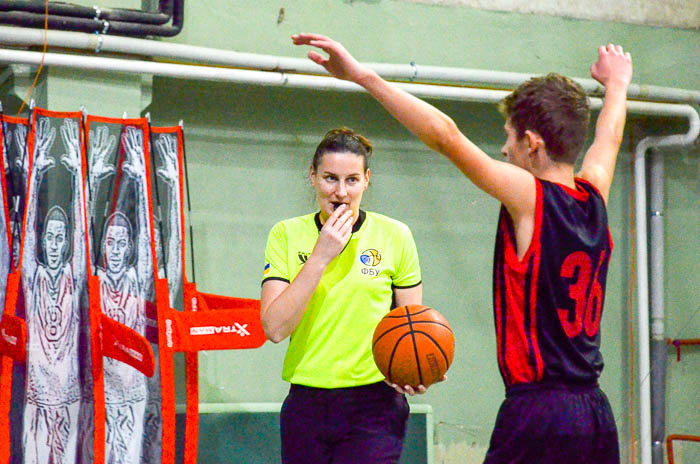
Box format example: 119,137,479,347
372,305,455,388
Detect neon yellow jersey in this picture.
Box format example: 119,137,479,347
262,210,422,388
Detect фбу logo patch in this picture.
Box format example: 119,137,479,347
360,249,381,266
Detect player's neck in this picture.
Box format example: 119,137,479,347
532,162,576,189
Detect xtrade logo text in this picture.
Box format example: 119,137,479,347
190,322,250,337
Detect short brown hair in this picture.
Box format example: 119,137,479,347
499,73,590,164
311,127,373,172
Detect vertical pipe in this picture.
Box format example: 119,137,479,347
634,143,653,464
633,108,699,464
649,149,666,464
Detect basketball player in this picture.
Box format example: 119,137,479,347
22,117,86,464
261,128,423,463
293,34,632,463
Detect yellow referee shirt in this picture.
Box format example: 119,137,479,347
263,210,422,388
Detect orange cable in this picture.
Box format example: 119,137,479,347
15,0,49,117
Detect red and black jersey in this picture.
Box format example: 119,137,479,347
493,178,612,388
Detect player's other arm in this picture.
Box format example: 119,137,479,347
577,44,633,204
393,284,422,308
292,33,535,217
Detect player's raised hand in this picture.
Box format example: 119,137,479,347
292,33,371,84
590,44,632,90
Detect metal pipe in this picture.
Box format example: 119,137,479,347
1,26,699,105
666,434,700,464
0,0,183,37
0,0,173,25
633,105,700,464
667,338,700,361
0,48,512,103
649,148,666,464
0,48,697,121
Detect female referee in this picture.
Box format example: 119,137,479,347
261,127,424,464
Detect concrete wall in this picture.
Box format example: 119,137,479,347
405,0,700,29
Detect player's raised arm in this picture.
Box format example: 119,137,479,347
577,44,633,204
292,33,535,214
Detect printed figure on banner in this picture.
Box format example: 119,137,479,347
22,116,87,464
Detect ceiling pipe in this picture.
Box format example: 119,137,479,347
0,0,173,26
1,26,699,105
0,47,697,121
0,1,183,37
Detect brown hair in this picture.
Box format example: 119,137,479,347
499,73,590,164
311,127,373,172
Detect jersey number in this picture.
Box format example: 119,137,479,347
557,250,606,338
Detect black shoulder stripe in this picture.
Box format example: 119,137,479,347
392,280,422,290
261,276,290,287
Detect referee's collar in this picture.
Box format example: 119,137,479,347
314,209,366,233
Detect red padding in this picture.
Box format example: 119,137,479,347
100,314,156,377
0,272,21,464
88,275,105,464
197,292,261,312
0,314,26,363
182,281,199,464
157,280,266,464
0,355,11,464
166,303,265,352
156,279,176,464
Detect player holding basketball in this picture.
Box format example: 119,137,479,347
261,128,423,463
293,34,632,463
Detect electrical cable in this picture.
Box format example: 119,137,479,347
15,0,48,117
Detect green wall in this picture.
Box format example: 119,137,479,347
2,1,699,462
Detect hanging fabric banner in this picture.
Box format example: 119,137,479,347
1,108,267,464
0,114,28,273
145,125,186,464
0,108,91,464
0,114,22,464
84,115,158,464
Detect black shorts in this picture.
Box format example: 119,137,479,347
484,382,620,464
280,381,409,464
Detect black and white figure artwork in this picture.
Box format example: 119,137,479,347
151,132,183,309
141,130,184,464
0,120,16,314
2,118,29,272
21,116,87,464
87,123,155,464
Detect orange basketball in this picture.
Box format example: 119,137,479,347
372,305,455,388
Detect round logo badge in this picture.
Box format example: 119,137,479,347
360,249,381,266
